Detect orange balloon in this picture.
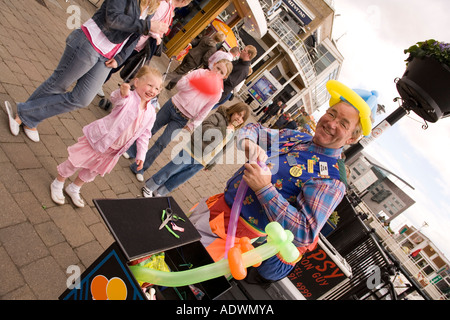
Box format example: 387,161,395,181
106,277,128,300
228,247,247,280
239,237,253,253
238,237,261,267
90,275,108,300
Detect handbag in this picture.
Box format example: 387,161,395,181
120,38,152,81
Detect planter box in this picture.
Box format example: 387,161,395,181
320,219,337,237
396,57,450,122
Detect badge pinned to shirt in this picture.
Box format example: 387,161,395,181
286,155,298,166
283,142,295,147
319,161,329,176
290,165,303,177
307,159,315,173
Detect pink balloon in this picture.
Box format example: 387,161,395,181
224,162,267,257
189,72,223,96
224,180,248,258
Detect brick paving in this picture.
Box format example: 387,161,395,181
0,0,257,300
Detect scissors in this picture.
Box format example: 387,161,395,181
159,208,185,230
159,208,174,230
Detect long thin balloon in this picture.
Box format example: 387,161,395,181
129,222,299,287
129,242,276,287
224,180,248,257
224,161,267,257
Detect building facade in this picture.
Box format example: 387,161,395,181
237,0,344,116
346,152,416,222
395,226,450,297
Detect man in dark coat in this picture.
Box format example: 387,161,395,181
258,100,284,124
212,45,257,108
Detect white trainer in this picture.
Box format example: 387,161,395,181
65,184,85,208
142,186,153,198
136,173,144,182
5,101,20,136
24,127,40,142
50,182,65,205
97,87,105,97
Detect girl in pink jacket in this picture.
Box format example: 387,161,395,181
50,66,162,208
126,59,233,182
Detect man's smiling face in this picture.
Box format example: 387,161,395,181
312,101,361,149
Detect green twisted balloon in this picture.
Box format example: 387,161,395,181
129,222,299,287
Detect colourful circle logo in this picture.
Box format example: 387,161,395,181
90,275,127,300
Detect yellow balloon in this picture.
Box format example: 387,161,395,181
326,80,372,136
106,277,128,300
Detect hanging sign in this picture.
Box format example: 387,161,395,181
282,0,314,25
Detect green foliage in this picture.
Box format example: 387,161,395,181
329,211,339,226
404,39,450,67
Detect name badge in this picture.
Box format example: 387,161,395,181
319,162,328,176
307,159,315,173
286,155,297,166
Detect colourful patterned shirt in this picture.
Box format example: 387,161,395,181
225,123,346,248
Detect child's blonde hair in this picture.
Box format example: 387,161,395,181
215,59,233,78
213,31,226,43
135,65,163,88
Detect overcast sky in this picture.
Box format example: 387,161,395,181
331,0,450,259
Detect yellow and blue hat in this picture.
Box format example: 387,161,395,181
326,80,378,137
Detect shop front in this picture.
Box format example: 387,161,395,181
163,0,267,58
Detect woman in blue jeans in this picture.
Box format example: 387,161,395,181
141,103,249,197
5,0,167,142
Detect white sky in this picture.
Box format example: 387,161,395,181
331,0,450,259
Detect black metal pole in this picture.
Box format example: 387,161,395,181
344,106,408,162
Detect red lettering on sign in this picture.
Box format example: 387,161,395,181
309,249,327,261
316,260,336,272
324,268,344,279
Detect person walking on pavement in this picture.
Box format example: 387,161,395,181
253,100,272,116
125,59,233,182
258,100,284,124
5,0,168,142
165,31,226,90
212,45,257,109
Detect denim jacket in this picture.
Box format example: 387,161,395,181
91,0,152,43
91,0,154,65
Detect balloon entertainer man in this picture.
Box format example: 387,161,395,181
130,80,378,286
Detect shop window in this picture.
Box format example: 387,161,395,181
311,44,336,75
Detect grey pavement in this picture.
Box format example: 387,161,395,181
0,0,257,300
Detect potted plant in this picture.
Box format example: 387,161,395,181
396,39,450,123
404,39,450,67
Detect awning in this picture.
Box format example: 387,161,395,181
212,18,238,49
